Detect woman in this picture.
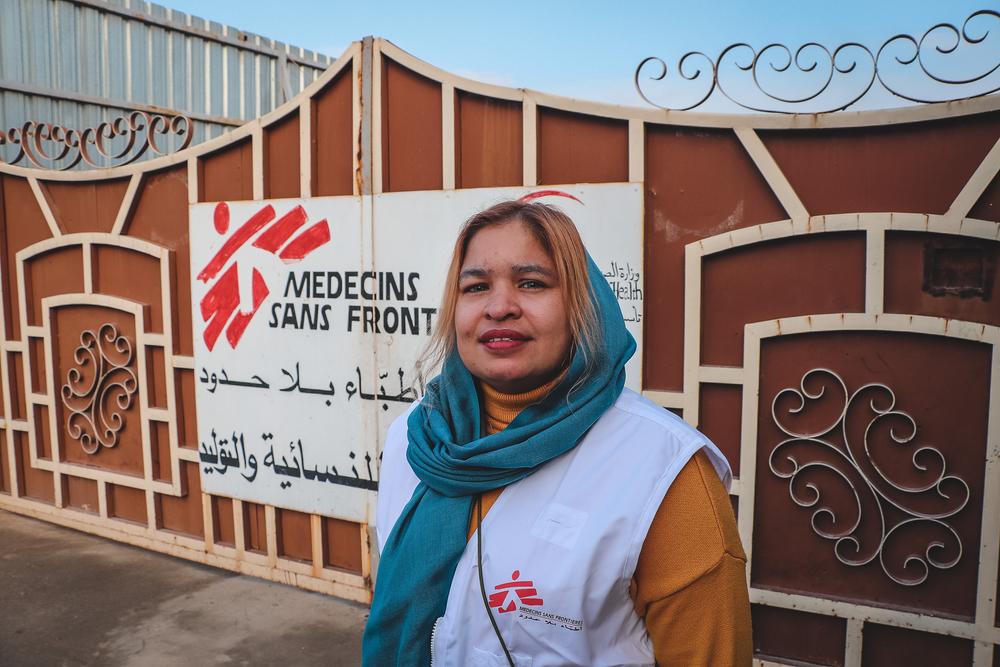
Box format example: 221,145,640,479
363,200,751,666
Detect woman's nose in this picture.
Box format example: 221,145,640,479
484,284,521,320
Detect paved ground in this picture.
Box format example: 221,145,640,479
0,509,367,666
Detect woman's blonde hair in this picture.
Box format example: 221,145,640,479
420,200,602,383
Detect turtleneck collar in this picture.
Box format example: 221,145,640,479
480,373,566,435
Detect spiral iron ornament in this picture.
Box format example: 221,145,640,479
635,9,1000,113
769,368,969,586
61,324,139,454
0,111,192,170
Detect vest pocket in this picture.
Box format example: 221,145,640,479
471,647,533,667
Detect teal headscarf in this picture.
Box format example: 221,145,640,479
362,255,635,666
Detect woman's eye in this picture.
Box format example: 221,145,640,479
462,283,487,293
519,279,546,289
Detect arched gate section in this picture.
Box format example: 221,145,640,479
2,36,999,665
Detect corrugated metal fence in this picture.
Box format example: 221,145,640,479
0,0,334,168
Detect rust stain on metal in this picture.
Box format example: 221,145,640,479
355,60,365,195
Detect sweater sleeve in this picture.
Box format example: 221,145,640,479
630,449,752,666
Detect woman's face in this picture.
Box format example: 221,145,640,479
455,221,573,394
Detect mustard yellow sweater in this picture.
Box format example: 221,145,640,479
469,379,752,666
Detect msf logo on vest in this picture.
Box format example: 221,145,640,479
490,569,585,633
488,570,543,614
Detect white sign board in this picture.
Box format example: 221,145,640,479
189,184,643,521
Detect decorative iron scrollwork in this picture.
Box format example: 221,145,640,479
0,111,192,170
769,368,969,586
61,324,139,454
636,9,1000,113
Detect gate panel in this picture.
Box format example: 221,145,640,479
1,176,56,340
37,179,130,234
62,474,97,513
643,125,787,389
15,432,52,502
753,604,847,666
884,232,1000,327
380,57,442,193
199,139,254,202
264,111,301,199
537,108,628,185
862,624,974,666
126,165,191,354
759,116,1000,215
700,233,867,366
155,461,203,537
311,71,355,197
455,90,522,189
753,330,989,620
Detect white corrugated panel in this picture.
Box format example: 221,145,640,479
0,0,334,170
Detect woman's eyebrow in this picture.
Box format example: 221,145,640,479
513,263,554,276
459,267,488,280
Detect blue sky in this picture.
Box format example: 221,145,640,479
159,0,997,111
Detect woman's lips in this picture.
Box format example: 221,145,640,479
480,329,530,351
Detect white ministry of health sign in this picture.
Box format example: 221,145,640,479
189,184,643,522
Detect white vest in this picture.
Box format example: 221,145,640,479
376,388,731,667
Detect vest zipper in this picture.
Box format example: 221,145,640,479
429,616,442,666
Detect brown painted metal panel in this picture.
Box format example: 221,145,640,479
537,108,627,185
33,405,50,459
0,176,54,340
243,500,267,553
861,623,972,666
760,113,1000,216
701,233,867,367
15,432,52,503
970,173,1000,222
312,70,355,197
456,91,522,189
212,495,235,546
150,421,170,483
93,245,163,334
323,516,362,574
156,461,203,538
752,331,989,620
264,111,301,199
7,351,25,420
24,246,84,327
37,179,130,234
698,383,742,476
108,483,146,524
52,305,143,476
884,231,1000,327
28,338,45,394
644,125,787,389
199,139,253,203
0,430,9,493
175,368,197,449
752,604,845,666
145,347,167,409
381,57,442,193
277,507,312,562
62,475,98,514
127,165,192,356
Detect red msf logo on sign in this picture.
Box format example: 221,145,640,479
488,570,544,614
197,202,331,351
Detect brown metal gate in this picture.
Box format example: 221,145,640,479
1,36,998,665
